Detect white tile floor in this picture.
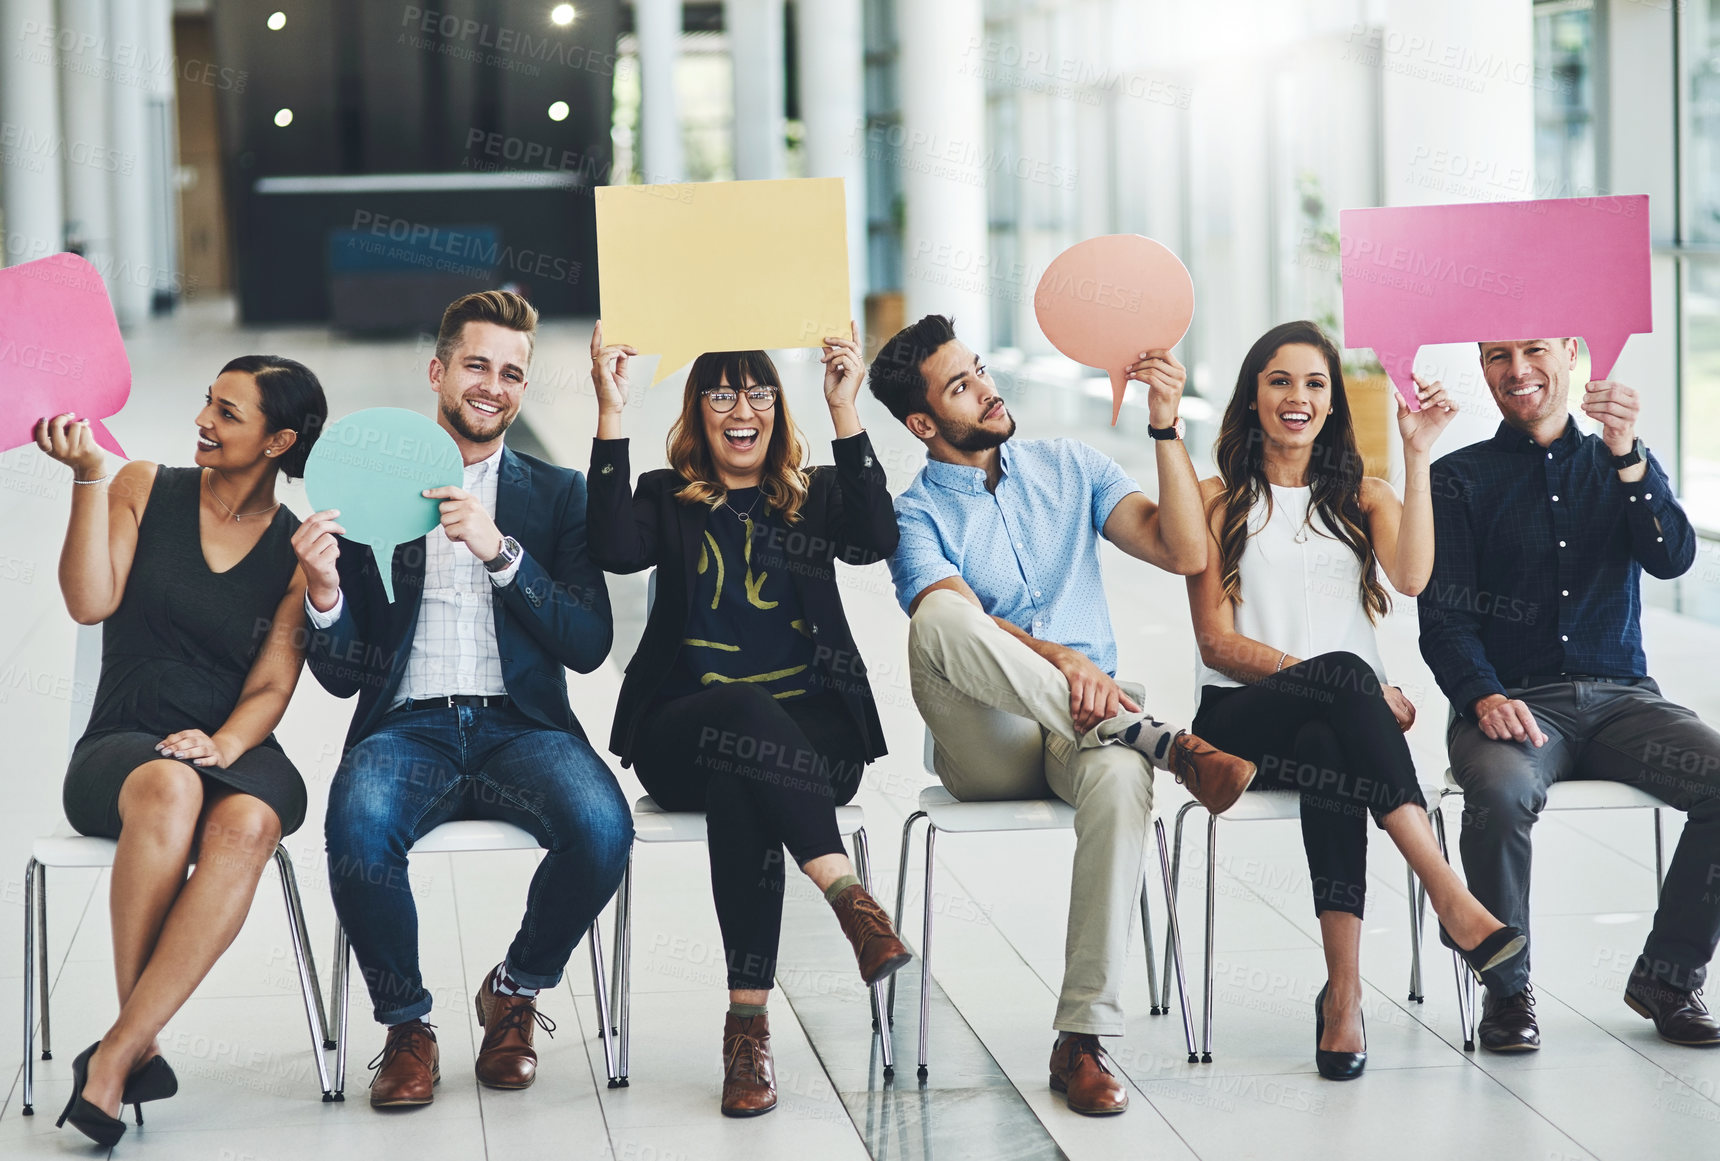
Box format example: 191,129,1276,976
4,300,1720,1158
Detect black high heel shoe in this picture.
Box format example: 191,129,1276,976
1440,923,1528,980
1314,983,1367,1081
121,1055,178,1117
56,1042,130,1147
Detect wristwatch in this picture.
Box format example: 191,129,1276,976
484,535,523,573
1611,437,1644,470
1148,417,1185,441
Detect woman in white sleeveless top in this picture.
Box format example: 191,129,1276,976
1185,321,1524,1080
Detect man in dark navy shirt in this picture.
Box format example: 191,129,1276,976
1420,337,1720,1053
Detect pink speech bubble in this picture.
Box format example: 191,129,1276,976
1034,235,1195,426
0,252,129,456
1340,196,1650,412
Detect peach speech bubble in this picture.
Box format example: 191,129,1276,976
1340,196,1651,412
1033,235,1195,426
0,252,129,456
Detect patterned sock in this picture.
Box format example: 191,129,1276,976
823,874,861,903
492,961,539,998
729,1001,769,1018
1120,718,1179,769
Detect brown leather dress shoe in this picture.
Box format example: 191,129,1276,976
721,1012,777,1117
368,1020,439,1108
474,966,556,1089
1625,974,1720,1046
829,883,912,985
1169,732,1257,815
1049,1034,1129,1115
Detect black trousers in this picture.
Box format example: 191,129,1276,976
1191,651,1426,919
631,685,868,991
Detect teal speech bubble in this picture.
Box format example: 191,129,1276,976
303,407,464,603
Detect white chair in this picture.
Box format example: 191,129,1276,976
1426,771,1667,1050
1161,779,1445,1063
893,729,1192,1078
325,819,617,1099
606,795,890,1086
21,626,333,1114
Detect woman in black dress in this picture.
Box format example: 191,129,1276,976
586,321,908,1118
34,355,327,1146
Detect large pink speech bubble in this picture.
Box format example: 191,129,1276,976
1340,196,1650,412
1034,235,1194,426
0,252,129,456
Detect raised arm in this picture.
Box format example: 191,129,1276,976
36,414,152,624
1098,351,1205,573
1365,373,1458,597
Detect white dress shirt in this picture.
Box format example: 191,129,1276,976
306,445,521,704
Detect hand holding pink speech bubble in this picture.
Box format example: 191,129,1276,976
1340,196,1651,413
1034,235,1194,426
0,253,130,457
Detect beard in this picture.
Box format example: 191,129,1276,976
442,396,515,444
939,409,1016,452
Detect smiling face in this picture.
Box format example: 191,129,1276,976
1253,342,1332,452
910,339,1015,452
698,372,778,486
1479,338,1575,433
194,370,290,470
430,320,530,451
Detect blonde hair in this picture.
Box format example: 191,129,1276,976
666,351,810,523
435,290,539,367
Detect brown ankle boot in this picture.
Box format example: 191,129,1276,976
473,965,554,1089
829,883,912,985
1169,731,1257,815
368,1020,439,1108
721,1012,777,1117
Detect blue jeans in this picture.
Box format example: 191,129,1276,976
325,703,632,1024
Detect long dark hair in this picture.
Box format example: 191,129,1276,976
220,354,328,480
1209,320,1388,623
666,350,811,523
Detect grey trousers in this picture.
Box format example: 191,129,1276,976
1448,677,1720,994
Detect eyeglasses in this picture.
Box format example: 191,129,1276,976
701,387,778,413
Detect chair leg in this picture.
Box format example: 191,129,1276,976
917,824,938,1081
1406,861,1424,1003
279,850,330,1048
273,848,335,1101
588,920,619,1086
1431,802,1476,1051
1160,802,1197,1013
1654,808,1665,896
36,861,50,1063
1140,869,1162,1015
888,811,927,1024
1201,812,1217,1064
608,849,629,1087
1155,820,1198,1062
333,927,352,1099
610,853,626,1037
21,858,38,1115
850,826,895,1077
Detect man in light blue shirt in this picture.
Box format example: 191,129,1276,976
869,314,1254,1116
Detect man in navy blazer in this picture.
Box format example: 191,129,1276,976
293,290,631,1108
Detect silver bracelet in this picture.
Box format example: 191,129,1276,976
1275,651,1287,673
71,475,110,486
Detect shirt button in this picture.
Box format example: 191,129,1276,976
1562,589,1569,597
1561,635,1569,642
1016,541,1025,550
1558,540,1566,548
1630,496,1637,502
1546,452,1552,460
1034,590,1041,597
1551,495,1559,502
1646,493,1654,500
1657,536,1664,543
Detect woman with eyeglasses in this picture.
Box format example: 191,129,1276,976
585,322,908,1118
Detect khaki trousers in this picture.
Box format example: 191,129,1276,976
907,589,1174,1035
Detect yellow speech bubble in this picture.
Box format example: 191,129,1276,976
595,177,851,385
